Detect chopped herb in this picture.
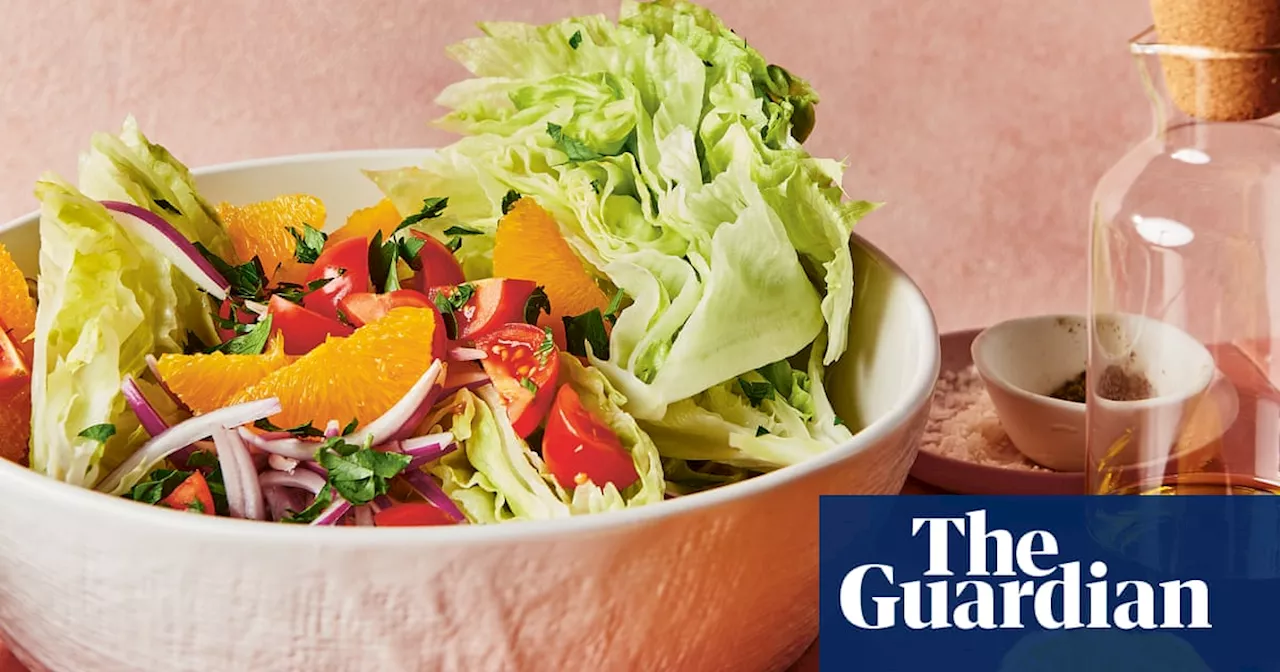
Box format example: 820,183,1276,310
703,59,714,67
395,197,449,234
315,436,412,506
155,199,181,215
397,236,426,272
186,499,206,514
604,289,625,324
535,326,555,363
524,286,552,324
833,416,846,427
341,418,360,436
287,223,328,264
589,179,603,195
335,307,353,327
124,468,187,504
205,466,230,516
185,450,219,469
756,360,794,399
368,231,400,292
433,284,475,316
547,122,605,162
254,417,325,438
501,189,522,214
78,423,116,444
520,377,538,393
283,487,333,524
737,378,775,406
183,330,210,354
442,225,483,237
755,426,770,437
445,236,463,253
195,243,266,300
272,282,306,304
562,309,610,360
213,314,273,355
569,30,583,49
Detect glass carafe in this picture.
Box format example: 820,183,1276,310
1087,28,1280,495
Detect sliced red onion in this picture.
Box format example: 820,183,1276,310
401,470,466,524
300,461,327,477
121,375,170,437
236,427,320,460
347,360,445,446
372,495,394,513
449,346,486,362
400,432,455,457
267,454,299,473
264,487,306,522
101,200,230,301
170,439,215,471
311,497,351,526
144,354,190,412
214,426,264,521
442,364,490,396
259,469,327,494
355,506,374,526
97,398,281,494
242,300,268,316
324,420,341,439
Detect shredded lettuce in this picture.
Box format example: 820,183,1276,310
424,389,511,524
469,384,571,520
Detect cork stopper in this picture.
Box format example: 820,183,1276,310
1149,0,1280,121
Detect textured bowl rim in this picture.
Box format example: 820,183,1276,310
0,148,940,545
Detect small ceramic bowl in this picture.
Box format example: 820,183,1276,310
971,313,1225,473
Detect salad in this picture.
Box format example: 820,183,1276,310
1,0,878,526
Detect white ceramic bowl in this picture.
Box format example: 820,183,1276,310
0,150,939,672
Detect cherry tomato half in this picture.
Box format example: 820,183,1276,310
430,278,537,341
340,289,433,328
161,471,215,515
410,231,466,292
215,298,258,343
373,502,457,527
475,323,560,438
543,385,638,491
0,323,28,386
302,236,371,320
267,295,354,355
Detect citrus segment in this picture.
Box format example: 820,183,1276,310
0,244,35,343
154,338,293,414
216,194,326,284
232,307,444,430
493,198,609,341
329,199,401,247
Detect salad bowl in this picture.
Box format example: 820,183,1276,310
0,150,938,672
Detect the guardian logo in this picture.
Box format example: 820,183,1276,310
839,509,1211,631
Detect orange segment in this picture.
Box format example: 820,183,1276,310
0,244,35,343
329,199,401,247
154,338,292,414
232,307,442,430
0,244,35,464
216,194,326,284
493,198,609,342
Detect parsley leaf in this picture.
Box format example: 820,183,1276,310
569,30,583,49
283,486,333,524
78,423,116,444
756,360,794,399
604,289,625,324
834,416,846,427
433,284,475,315
368,231,401,293
442,225,483,237
315,437,412,506
562,309,610,360
445,236,463,253
185,450,219,469
204,466,230,516
395,197,449,234
342,418,360,436
254,417,325,438
501,189,522,214
520,377,538,393
737,378,775,406
186,499,206,514
536,326,555,363
524,286,552,325
287,223,328,264
755,426,771,437
214,314,273,355
589,179,603,195
547,123,605,162
195,243,266,300
397,236,426,272
124,468,187,504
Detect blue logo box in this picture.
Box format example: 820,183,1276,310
818,496,1280,671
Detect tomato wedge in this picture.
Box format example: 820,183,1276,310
475,323,560,438
267,295,354,355
0,324,28,385
161,471,215,515
410,231,466,292
302,236,371,320
543,385,638,491
215,298,258,343
430,278,537,341
340,289,433,328
374,502,457,527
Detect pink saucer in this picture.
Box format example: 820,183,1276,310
909,329,1086,495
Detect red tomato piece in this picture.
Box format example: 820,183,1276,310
474,323,560,438
543,385,639,491
161,471,216,515
267,295,354,356
302,236,371,320
430,278,537,341
215,298,258,343
340,290,433,328
374,502,457,527
0,325,27,385
410,231,466,292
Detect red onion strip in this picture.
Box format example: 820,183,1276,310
324,420,341,439
213,427,248,519
400,432,455,457
263,487,304,522
97,398,280,494
259,469,327,494
143,354,191,412
311,498,351,526
215,426,264,521
401,470,466,524
355,506,374,527
121,375,170,436
441,364,490,397
236,427,319,460
267,454,298,474
448,346,486,362
100,200,230,301
347,360,445,446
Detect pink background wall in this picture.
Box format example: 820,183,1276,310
0,0,1154,332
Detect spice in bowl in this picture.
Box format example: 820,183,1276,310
1046,365,1153,404
1048,371,1086,403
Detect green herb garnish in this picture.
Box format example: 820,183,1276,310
524,286,552,325
78,423,116,444
395,197,449,234
547,122,606,162
254,417,325,438
442,225,483,237
569,30,583,49
737,378,775,406
562,309,609,360
287,223,328,264
214,314,273,355
315,436,412,506
604,289,625,324
536,326,555,363
341,418,360,436
368,231,401,292
501,189,522,214
755,426,770,437
124,468,187,504
520,377,538,393
756,360,793,399
195,243,267,300
283,487,333,524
